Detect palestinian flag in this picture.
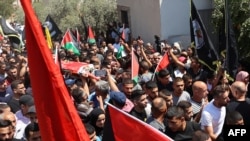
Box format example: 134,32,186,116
116,45,124,59
152,52,170,80
103,103,174,141
61,29,80,55
132,50,139,84
156,52,170,72
87,26,96,44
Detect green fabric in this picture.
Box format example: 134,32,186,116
64,42,80,55
116,45,124,59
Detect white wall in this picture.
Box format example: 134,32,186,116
117,0,214,46
117,0,161,44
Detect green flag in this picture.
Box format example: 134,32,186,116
61,29,80,55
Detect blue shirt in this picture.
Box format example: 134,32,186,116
88,92,110,109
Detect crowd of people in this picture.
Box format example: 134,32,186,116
0,20,249,141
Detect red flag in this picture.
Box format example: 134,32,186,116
131,50,139,83
121,29,125,41
103,104,173,141
156,52,170,72
20,1,90,141
87,26,96,44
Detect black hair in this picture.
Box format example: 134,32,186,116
177,100,192,109
25,122,40,139
0,119,11,128
84,123,96,135
166,106,184,119
158,69,170,78
226,111,244,125
145,80,157,89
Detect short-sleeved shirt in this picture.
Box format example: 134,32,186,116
200,100,226,136
129,108,147,122
165,121,201,141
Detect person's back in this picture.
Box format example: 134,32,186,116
146,97,167,133
226,81,250,125
192,130,212,141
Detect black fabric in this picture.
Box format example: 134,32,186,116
165,121,201,141
102,107,115,141
129,108,147,122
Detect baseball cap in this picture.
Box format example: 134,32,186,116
26,105,36,115
110,91,126,107
19,95,34,106
65,79,76,86
0,76,6,83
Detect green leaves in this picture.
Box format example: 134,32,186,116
213,0,250,58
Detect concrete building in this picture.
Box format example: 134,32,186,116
117,0,215,49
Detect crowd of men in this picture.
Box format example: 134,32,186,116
0,20,249,141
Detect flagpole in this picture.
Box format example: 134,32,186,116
54,46,58,63
224,0,229,69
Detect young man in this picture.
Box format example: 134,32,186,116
24,122,41,141
165,106,201,141
129,90,148,122
0,120,13,141
172,77,191,106
200,84,230,141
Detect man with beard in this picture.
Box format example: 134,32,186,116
129,90,148,122
200,85,230,141
0,119,16,141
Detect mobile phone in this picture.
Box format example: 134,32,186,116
94,70,107,77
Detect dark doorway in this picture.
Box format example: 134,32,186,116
121,10,128,25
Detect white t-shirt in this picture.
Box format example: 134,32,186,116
200,100,226,136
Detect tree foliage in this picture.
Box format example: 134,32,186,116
212,0,250,58
13,0,118,35
0,0,15,18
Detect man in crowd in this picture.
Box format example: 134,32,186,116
200,84,230,140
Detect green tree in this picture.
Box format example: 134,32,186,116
0,0,15,18
78,0,118,34
212,0,250,58
14,0,118,37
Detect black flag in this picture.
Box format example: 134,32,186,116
44,15,62,40
190,0,219,71
0,17,22,49
224,0,238,80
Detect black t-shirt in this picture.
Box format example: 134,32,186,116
226,98,250,125
165,121,201,141
7,98,20,113
129,108,147,122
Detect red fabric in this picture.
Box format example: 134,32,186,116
0,35,3,41
131,51,139,80
108,104,173,141
20,1,90,141
61,61,88,74
88,26,95,39
61,29,72,46
121,29,125,41
156,52,170,72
